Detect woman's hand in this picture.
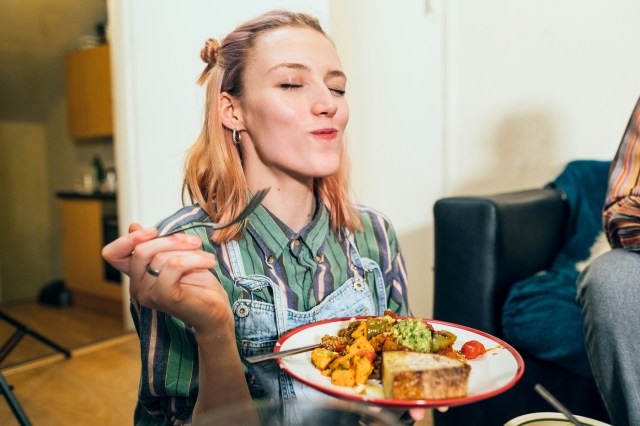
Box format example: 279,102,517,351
102,223,157,275
102,223,233,334
378,406,448,424
406,407,448,423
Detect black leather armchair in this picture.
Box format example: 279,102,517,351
432,188,609,426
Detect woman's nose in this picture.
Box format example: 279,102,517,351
311,87,338,117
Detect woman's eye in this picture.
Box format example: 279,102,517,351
330,88,346,96
280,83,302,90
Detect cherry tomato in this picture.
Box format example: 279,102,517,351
461,340,486,360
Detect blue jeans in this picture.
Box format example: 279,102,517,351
577,249,640,426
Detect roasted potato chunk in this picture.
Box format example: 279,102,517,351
354,355,374,385
351,321,368,339
331,367,356,387
348,336,375,355
311,348,339,370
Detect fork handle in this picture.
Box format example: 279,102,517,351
160,223,212,237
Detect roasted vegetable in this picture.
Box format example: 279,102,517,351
432,330,457,352
311,348,339,370
351,321,368,339
365,317,394,338
314,316,470,390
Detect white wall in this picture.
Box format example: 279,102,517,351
445,0,640,196
0,122,55,301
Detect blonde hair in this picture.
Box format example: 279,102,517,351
183,10,362,242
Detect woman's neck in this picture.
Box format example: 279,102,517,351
250,180,315,233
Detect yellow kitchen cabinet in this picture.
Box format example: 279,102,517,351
59,196,121,316
64,44,113,139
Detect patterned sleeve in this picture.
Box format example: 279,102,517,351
356,207,412,316
124,206,212,424
130,300,198,426
604,96,640,250
130,209,259,424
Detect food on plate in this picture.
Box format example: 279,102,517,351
310,310,479,398
460,340,486,360
382,351,471,400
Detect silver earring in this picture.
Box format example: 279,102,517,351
232,128,242,144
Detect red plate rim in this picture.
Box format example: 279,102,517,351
275,316,525,408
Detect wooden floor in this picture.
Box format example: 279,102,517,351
0,333,139,426
0,300,137,425
0,301,126,368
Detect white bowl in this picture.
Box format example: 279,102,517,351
504,412,611,426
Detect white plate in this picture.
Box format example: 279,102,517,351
504,412,611,426
276,316,524,408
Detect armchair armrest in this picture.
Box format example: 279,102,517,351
432,188,567,336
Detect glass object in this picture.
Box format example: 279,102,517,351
193,398,402,426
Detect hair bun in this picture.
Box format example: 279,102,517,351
200,38,221,66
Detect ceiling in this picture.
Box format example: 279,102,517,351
0,0,107,122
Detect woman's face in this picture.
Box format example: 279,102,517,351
237,26,349,185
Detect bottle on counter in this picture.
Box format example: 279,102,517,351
104,167,117,193
92,156,105,190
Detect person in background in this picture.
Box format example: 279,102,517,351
577,96,640,426
102,10,421,425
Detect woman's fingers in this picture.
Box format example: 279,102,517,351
129,233,204,281
128,222,144,233
102,225,158,274
134,252,224,330
408,408,426,421
133,250,217,304
406,406,447,421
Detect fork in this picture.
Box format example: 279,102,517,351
158,188,270,237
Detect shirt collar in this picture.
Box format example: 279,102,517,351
246,193,330,259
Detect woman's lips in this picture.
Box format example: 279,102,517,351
311,128,338,139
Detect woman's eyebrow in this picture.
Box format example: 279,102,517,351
268,63,346,80
268,63,309,73
326,70,346,80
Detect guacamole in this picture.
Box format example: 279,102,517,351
392,318,432,352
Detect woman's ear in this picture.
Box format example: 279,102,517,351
219,92,244,131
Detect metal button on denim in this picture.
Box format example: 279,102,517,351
352,278,365,291
235,303,250,317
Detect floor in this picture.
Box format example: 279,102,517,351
0,302,433,426
0,300,136,425
0,301,126,369
0,333,139,426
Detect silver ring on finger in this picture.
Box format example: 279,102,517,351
146,264,161,277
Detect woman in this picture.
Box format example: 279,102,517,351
103,10,412,425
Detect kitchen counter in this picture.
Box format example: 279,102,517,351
56,191,116,200
58,192,121,317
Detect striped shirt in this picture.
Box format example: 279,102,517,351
604,96,640,250
131,198,411,425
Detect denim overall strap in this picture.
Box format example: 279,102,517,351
227,240,289,338
225,239,246,278
346,233,388,315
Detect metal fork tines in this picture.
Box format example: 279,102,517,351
159,188,270,237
